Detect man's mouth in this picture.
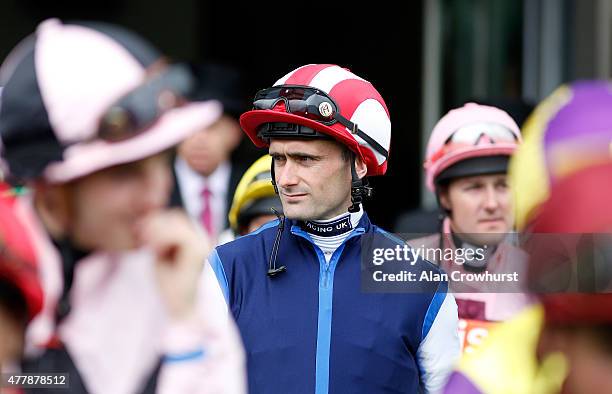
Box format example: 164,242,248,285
282,192,308,201
478,218,504,224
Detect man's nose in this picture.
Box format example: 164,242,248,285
276,161,299,189
483,184,501,211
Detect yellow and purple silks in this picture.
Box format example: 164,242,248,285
509,81,612,229
443,305,568,394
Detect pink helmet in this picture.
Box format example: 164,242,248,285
0,19,221,183
240,64,391,176
424,103,522,192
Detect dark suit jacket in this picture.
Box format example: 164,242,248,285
169,160,248,230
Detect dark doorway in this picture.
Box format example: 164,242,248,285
2,0,424,229
201,2,424,228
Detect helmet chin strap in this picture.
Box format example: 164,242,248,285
348,152,372,213
269,153,372,213
270,157,279,195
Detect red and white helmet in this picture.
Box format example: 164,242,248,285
424,103,522,192
240,64,391,176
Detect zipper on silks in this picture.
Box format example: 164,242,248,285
322,268,331,289
290,226,366,288
321,256,332,289
290,226,365,394
309,245,333,289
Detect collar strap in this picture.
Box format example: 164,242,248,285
299,215,353,237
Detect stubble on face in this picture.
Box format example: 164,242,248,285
269,139,352,221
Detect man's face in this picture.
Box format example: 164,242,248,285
269,139,355,221
440,173,514,245
45,152,173,251
178,115,242,177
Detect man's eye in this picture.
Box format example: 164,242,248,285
297,155,316,163
496,181,508,190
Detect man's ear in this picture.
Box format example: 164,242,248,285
438,187,452,212
355,155,368,180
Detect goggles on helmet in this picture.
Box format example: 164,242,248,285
253,85,388,159
429,122,519,163
96,63,194,143
447,122,518,145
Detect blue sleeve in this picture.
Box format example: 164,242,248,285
208,248,229,305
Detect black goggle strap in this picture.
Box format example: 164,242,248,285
270,156,279,194
333,113,388,159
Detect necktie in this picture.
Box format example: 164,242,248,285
200,186,214,237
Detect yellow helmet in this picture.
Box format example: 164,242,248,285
228,155,282,233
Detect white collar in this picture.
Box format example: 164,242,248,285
174,157,231,196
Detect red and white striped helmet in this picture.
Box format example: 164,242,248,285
240,64,391,176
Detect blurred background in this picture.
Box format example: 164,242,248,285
1,0,610,229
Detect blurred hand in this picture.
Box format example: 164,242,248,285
135,209,212,319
